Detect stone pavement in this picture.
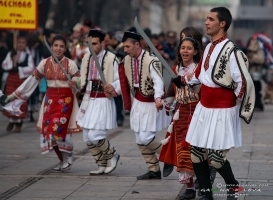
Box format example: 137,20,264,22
0,105,272,200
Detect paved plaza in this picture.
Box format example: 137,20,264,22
0,105,272,200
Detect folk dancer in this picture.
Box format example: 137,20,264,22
172,7,255,200
5,35,81,172
161,27,218,198
74,29,121,175
2,35,34,132
119,31,170,180
160,34,203,200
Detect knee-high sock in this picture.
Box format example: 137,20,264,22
53,145,63,162
146,136,162,154
216,160,237,185
138,144,160,172
192,161,212,198
87,143,107,167
97,139,116,160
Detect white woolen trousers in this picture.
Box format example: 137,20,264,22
83,128,106,145
135,131,156,145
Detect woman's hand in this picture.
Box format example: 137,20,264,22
187,73,194,81
68,80,76,89
5,94,16,103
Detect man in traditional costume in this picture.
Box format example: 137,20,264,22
2,35,34,132
172,7,255,200
5,35,82,171
119,31,170,180
75,29,121,175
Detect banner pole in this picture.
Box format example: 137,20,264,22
13,30,18,68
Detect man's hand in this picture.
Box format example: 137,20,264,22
172,76,183,88
5,94,16,103
103,84,114,93
155,98,163,112
104,84,117,97
104,92,112,99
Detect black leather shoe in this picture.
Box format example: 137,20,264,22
198,189,202,197
137,170,161,180
163,163,174,177
179,188,196,200
226,180,239,200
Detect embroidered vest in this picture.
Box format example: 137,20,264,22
17,54,29,67
44,57,70,80
124,51,163,97
80,51,119,88
174,64,200,104
212,40,255,124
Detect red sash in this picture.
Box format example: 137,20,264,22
42,87,73,141
200,84,236,108
134,88,154,102
90,92,106,98
118,62,132,110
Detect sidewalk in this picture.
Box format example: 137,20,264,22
0,105,272,200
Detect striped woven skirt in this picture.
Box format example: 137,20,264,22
159,102,197,174
3,72,27,118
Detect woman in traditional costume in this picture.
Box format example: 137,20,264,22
2,36,34,132
159,28,203,200
5,35,81,172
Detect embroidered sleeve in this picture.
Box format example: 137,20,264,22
14,75,40,101
32,69,44,80
68,59,80,78
32,59,46,80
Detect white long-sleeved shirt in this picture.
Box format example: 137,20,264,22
2,51,34,79
187,38,244,99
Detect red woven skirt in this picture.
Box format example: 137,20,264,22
42,88,73,142
3,72,27,118
159,102,197,173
